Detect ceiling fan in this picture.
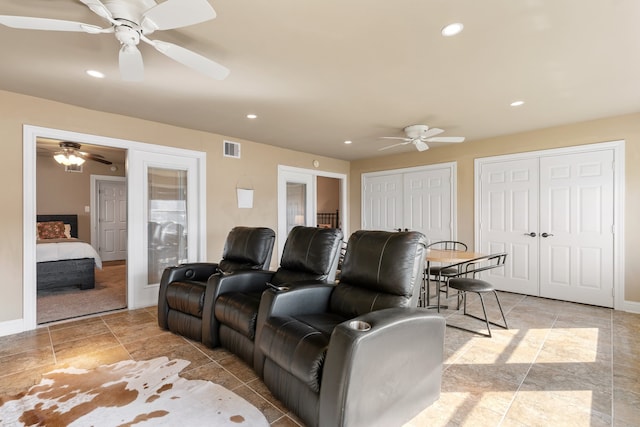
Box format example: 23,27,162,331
0,0,229,81
54,141,112,166
379,124,465,152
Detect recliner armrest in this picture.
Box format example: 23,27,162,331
202,269,276,348
263,282,336,317
161,262,221,285
158,262,221,329
253,283,336,377
319,308,446,427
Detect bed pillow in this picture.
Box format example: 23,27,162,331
37,221,67,239
64,223,72,239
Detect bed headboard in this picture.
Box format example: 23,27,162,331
37,214,79,238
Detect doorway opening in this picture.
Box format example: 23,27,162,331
277,166,348,261
35,139,127,324
23,125,207,333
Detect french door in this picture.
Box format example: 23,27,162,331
477,144,619,307
128,150,204,308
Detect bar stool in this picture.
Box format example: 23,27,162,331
447,253,508,337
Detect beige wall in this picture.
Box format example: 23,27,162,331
350,112,640,303
0,89,349,323
36,152,125,241
317,176,340,213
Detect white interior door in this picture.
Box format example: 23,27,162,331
362,173,403,231
479,158,540,295
128,150,203,308
404,168,452,242
477,144,618,308
98,179,127,261
539,150,614,306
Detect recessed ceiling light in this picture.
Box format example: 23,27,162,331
441,23,464,37
344,140,352,145
86,70,105,79
246,114,257,119
510,100,525,107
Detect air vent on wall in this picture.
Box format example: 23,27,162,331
223,140,241,159
65,164,83,173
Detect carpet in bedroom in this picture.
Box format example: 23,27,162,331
37,261,126,324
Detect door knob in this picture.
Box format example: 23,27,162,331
524,232,536,237
541,232,554,238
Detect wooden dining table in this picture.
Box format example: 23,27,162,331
421,249,486,310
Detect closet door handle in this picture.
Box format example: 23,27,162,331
541,232,554,238
524,232,536,237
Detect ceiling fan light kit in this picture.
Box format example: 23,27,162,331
0,0,229,81
53,141,112,166
379,124,465,152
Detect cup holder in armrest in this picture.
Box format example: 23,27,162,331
348,320,371,331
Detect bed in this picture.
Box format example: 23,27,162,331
316,209,340,229
36,214,102,291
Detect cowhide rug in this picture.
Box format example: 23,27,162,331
0,357,269,427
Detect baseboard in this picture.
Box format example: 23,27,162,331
0,318,28,337
622,300,640,314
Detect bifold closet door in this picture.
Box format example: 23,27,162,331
479,149,615,307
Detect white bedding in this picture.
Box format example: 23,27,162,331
36,238,103,269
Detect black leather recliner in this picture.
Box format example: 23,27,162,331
255,230,446,427
157,226,275,344
210,226,344,366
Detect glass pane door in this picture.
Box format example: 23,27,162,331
147,168,188,284
278,169,314,261
286,182,308,234
127,149,203,309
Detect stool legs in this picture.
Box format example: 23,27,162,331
451,290,508,338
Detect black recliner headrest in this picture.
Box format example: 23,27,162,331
272,226,343,284
219,226,275,271
339,230,427,297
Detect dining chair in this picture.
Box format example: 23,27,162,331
446,252,509,337
423,240,468,306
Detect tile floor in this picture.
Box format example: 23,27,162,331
0,291,638,426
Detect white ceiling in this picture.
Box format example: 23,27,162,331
2,0,639,161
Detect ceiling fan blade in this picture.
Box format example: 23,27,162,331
83,153,112,165
79,0,114,20
426,136,466,143
119,45,144,81
380,136,411,141
0,15,104,33
141,0,216,32
415,141,429,152
378,143,408,151
145,38,230,80
421,128,444,139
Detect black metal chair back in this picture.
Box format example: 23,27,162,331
426,240,468,251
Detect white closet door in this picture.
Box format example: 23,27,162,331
362,173,403,231
479,158,540,295
404,168,452,242
539,150,614,306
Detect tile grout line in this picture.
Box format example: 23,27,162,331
496,309,560,427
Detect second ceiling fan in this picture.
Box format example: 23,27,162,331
379,125,465,152
0,0,229,81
